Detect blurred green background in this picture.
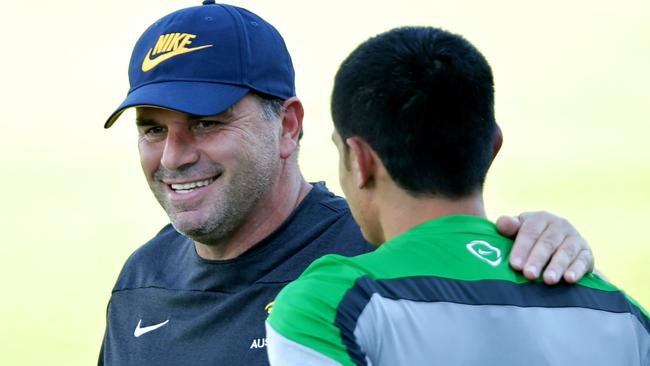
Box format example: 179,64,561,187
1,0,648,364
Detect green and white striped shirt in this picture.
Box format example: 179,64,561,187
267,215,650,365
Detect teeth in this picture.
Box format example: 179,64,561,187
170,178,214,192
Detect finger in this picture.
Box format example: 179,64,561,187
563,249,594,283
541,235,579,285
546,232,589,283
509,212,549,272
496,215,520,237
522,219,570,280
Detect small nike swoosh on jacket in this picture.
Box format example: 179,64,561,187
134,319,170,337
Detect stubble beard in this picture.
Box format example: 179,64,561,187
151,148,280,248
184,155,278,246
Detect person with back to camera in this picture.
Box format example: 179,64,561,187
266,26,650,365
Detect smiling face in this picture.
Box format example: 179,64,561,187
136,94,282,245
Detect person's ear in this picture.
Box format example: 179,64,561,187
345,137,376,189
492,124,503,161
279,97,304,159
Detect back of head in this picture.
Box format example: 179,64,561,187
331,27,497,198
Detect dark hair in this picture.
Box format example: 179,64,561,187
331,26,497,198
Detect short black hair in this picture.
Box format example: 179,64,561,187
331,26,497,198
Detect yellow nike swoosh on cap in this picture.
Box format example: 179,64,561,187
141,44,213,72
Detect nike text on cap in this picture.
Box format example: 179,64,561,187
104,1,295,128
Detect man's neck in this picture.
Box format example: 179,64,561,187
194,165,312,260
377,187,486,244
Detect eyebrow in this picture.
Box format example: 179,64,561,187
135,106,236,126
135,117,158,127
200,106,235,121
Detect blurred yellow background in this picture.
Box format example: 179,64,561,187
1,0,648,364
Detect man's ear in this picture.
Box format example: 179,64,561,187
492,124,503,161
346,137,376,189
279,97,304,159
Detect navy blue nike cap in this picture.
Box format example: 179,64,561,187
105,1,295,128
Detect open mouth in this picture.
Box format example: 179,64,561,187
168,176,217,194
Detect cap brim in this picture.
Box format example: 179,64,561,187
105,81,250,128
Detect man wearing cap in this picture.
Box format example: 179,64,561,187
99,2,596,366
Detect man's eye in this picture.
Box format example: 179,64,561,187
139,126,167,140
145,126,167,135
195,120,220,130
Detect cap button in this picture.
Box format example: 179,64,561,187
202,0,216,4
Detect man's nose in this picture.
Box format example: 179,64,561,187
160,129,200,170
